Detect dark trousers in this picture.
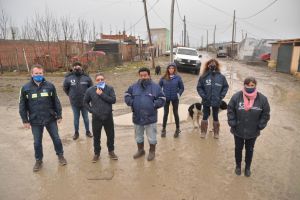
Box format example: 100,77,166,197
92,115,115,155
31,121,64,161
202,106,219,121
234,135,257,169
162,99,180,129
71,105,90,133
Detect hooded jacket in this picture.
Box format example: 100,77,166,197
159,75,184,101
124,80,166,125
63,71,93,107
19,78,62,125
227,91,270,139
197,71,229,107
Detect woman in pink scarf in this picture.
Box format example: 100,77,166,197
227,77,270,177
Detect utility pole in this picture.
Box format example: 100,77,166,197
231,10,236,58
170,0,175,62
206,30,208,52
241,29,244,41
143,0,155,69
181,30,183,46
183,16,186,46
201,35,203,49
213,24,216,52
187,32,189,47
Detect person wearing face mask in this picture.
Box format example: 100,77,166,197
63,62,93,140
159,63,184,138
197,59,229,139
84,73,118,162
19,65,67,172
227,77,270,177
125,67,166,161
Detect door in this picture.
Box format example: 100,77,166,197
276,44,293,73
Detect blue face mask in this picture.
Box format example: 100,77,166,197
33,75,44,82
97,81,106,89
245,87,255,93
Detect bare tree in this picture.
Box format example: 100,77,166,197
77,18,88,54
61,16,74,69
0,9,9,39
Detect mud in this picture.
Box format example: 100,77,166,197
0,54,300,200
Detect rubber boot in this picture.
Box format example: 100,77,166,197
133,143,145,159
200,120,208,138
147,144,156,161
213,121,220,139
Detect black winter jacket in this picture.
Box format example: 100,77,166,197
197,71,229,107
19,79,62,125
84,85,116,120
63,72,93,107
227,91,270,139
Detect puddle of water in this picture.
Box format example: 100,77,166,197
114,104,190,126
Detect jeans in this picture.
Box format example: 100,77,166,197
71,105,90,133
162,99,180,129
134,123,157,145
92,115,115,155
203,106,219,121
234,135,257,169
31,121,64,161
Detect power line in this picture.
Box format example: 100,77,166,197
175,0,184,21
238,0,279,20
193,0,232,17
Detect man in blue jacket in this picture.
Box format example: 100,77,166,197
124,67,166,161
63,62,93,140
19,65,67,172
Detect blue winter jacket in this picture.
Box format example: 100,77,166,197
158,75,184,101
124,80,166,125
197,71,229,107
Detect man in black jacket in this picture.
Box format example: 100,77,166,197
84,73,118,162
19,65,67,172
63,62,93,140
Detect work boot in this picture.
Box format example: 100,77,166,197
73,131,79,140
161,128,166,137
86,131,93,138
133,143,145,159
235,165,241,176
200,120,208,138
109,151,118,160
92,154,100,163
174,128,181,138
213,121,220,139
244,168,251,177
33,160,43,172
58,155,67,166
147,144,156,161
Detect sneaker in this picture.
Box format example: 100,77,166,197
109,151,118,160
161,128,166,138
174,129,181,138
235,166,241,176
92,154,100,163
58,155,67,166
33,160,43,172
73,131,79,140
86,131,93,138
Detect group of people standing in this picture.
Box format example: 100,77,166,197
19,58,270,178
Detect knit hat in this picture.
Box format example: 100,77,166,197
167,62,177,69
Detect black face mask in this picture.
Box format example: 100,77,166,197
209,64,216,71
74,69,82,76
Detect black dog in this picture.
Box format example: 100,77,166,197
188,100,227,128
155,65,161,75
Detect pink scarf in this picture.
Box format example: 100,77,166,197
242,88,257,111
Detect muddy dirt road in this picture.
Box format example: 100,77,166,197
0,54,300,200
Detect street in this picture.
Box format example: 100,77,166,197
0,55,300,200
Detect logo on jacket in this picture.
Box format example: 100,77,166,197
238,102,244,110
71,79,76,85
205,79,211,85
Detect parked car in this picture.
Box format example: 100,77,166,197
216,47,227,58
260,53,271,62
173,47,202,74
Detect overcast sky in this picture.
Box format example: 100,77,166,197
1,0,299,47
